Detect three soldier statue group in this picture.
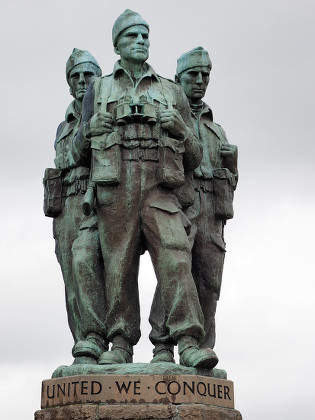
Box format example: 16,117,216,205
44,10,238,370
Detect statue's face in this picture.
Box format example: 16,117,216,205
179,66,210,102
115,25,150,63
69,62,99,101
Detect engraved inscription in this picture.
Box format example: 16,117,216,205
41,375,234,410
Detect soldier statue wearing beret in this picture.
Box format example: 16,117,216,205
44,49,108,364
149,47,238,363
73,11,218,369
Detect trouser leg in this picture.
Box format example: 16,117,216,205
96,183,141,346
143,200,205,343
192,191,226,348
53,195,84,343
71,225,107,342
197,288,218,349
192,239,225,348
149,285,175,346
149,201,198,348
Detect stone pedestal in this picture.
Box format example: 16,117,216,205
34,363,242,419
35,402,242,420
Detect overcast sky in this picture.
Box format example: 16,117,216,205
1,1,315,418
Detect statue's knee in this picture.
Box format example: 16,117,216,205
159,251,190,276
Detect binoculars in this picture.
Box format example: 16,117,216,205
115,95,157,125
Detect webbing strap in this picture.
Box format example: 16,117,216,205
94,76,113,114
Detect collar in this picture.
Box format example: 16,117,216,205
112,60,159,82
65,101,81,123
190,102,213,121
200,102,213,121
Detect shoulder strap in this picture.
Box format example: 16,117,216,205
159,77,174,110
94,76,113,113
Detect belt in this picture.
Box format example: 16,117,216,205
121,147,159,161
62,178,89,197
193,177,214,192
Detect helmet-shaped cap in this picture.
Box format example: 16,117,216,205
112,9,149,46
176,47,212,76
66,48,101,82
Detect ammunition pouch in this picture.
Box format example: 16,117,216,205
157,137,185,189
213,168,237,220
43,168,63,218
90,132,121,185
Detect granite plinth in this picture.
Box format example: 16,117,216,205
42,373,234,409
35,363,242,419
35,402,242,420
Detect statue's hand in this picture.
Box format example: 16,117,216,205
160,109,188,140
88,112,114,137
220,144,238,173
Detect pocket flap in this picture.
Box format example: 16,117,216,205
91,132,121,150
148,90,168,106
149,198,180,214
213,168,237,187
213,168,229,179
43,168,62,181
104,131,121,149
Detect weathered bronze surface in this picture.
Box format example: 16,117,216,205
149,47,238,360
44,12,237,375
44,49,108,364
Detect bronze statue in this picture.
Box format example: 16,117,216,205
72,10,218,369
149,47,238,361
44,49,108,364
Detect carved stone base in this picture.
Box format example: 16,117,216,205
35,402,242,420
35,371,242,419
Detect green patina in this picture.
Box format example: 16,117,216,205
44,11,237,377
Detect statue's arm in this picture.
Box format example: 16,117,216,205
71,81,96,166
219,125,238,180
53,121,73,169
175,86,202,171
53,122,64,152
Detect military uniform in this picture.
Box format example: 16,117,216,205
149,102,237,349
52,101,107,347
73,62,206,347
187,103,237,348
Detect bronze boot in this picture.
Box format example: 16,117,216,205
98,335,133,364
178,335,218,369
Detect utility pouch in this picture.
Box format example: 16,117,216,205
175,172,197,208
91,131,121,185
213,168,236,219
43,168,62,217
157,137,185,188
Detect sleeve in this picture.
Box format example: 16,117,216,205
174,84,202,171
53,121,68,170
218,124,229,145
217,123,239,184
54,121,64,151
71,80,96,166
